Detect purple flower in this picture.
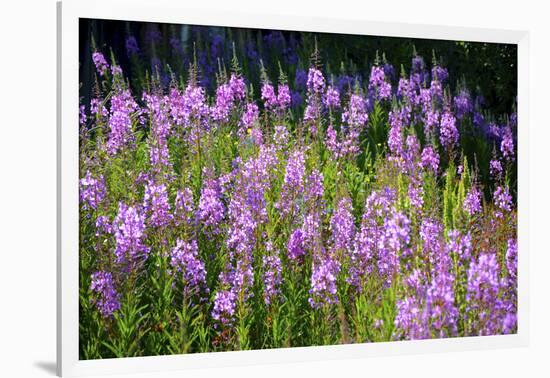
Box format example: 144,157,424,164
143,181,172,227
170,239,207,295
273,125,289,149
424,109,440,137
446,230,472,263
464,187,482,216
198,177,225,233
489,159,503,179
240,103,259,130
432,65,449,83
329,197,355,255
295,68,307,89
211,83,235,122
378,210,411,284
467,252,503,336
325,124,340,158
212,289,237,325
90,271,120,318
424,270,458,338
287,228,306,262
307,67,326,94
143,93,171,170
125,36,140,56
262,244,283,305
500,126,515,161
506,238,518,281
80,171,106,210
174,187,194,227
323,85,341,109
277,83,292,111
342,94,368,129
388,109,404,157
261,83,278,110
439,111,459,151
107,89,139,155
92,51,109,76
420,146,439,174
277,149,305,218
309,255,340,308
229,74,246,101
305,170,324,205
113,202,150,267
454,89,473,119
368,66,392,100
493,186,512,217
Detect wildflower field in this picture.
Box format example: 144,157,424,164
79,20,518,359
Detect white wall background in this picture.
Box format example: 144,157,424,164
1,0,547,377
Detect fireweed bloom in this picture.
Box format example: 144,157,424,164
388,109,404,158
454,89,473,119
229,74,246,101
439,111,459,151
341,94,368,157
348,189,395,290
79,171,106,210
261,82,278,111
424,270,458,338
240,103,259,131
397,77,414,103
211,83,235,123
170,239,207,295
144,94,171,170
446,230,472,263
143,181,172,228
493,185,513,218
378,210,411,284
174,187,195,227
506,238,518,281
125,36,140,56
420,218,444,271
420,146,440,174
323,85,341,109
287,228,306,262
92,51,109,76
212,289,237,326
90,271,120,318
500,126,515,161
262,243,283,305
423,109,440,137
307,67,326,94
277,83,292,112
303,67,326,133
273,125,289,149
342,93,368,129
309,255,340,309
466,252,504,336
432,65,449,83
113,202,150,267
277,149,305,218
304,170,324,206
368,66,392,100
489,159,504,179
464,187,482,216
169,84,210,133
325,124,340,158
329,197,356,257
107,89,140,155
198,176,225,233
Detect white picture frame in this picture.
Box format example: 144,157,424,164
57,0,530,376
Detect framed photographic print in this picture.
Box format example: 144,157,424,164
57,0,529,376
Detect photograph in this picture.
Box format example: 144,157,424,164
78,17,518,359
